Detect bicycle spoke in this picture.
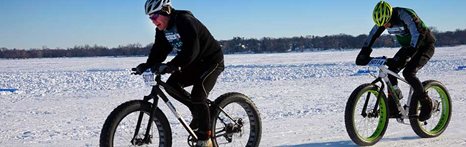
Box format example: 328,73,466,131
422,89,443,129
213,100,256,146
114,112,158,145
354,91,382,139
408,81,451,138
100,101,172,147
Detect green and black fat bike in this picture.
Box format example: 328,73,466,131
345,57,452,146
100,65,262,147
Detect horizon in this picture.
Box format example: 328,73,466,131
2,28,465,50
1,0,466,49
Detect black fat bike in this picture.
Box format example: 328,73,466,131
100,66,262,147
345,57,452,146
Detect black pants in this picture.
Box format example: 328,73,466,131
388,44,435,99
166,61,224,139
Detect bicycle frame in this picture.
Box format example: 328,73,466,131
132,72,199,143
366,58,415,121
132,71,240,145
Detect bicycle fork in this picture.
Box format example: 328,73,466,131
133,85,200,145
361,78,385,118
131,95,158,145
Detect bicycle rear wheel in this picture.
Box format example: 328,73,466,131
345,84,389,146
409,80,452,138
100,100,172,147
211,92,262,147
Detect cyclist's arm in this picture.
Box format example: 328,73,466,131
398,9,425,58
169,14,200,69
356,26,385,65
363,25,385,48
146,29,172,66
399,9,422,49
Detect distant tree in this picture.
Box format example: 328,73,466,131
1,28,466,58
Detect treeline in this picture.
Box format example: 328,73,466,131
0,44,152,59
220,28,466,53
1,28,466,58
219,34,396,54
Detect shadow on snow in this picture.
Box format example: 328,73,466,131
279,136,419,147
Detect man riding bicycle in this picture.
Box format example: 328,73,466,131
135,0,224,146
356,1,436,121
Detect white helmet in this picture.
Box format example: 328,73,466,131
145,0,172,15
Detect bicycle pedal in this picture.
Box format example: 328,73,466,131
396,118,409,125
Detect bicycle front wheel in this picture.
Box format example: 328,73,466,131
100,100,172,147
344,84,389,146
409,80,452,138
211,92,262,147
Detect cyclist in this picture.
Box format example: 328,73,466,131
356,1,436,121
135,0,224,146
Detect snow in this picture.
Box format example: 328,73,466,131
1,46,466,146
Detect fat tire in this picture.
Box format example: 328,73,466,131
211,92,262,147
100,100,172,147
409,80,452,138
345,84,389,146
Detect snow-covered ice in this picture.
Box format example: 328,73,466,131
1,46,465,146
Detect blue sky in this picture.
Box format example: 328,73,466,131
1,0,466,49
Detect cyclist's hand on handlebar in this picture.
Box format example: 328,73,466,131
356,55,373,65
355,47,373,65
152,63,178,74
133,63,149,75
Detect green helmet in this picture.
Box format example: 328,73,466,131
373,1,393,26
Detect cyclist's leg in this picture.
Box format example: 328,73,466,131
387,47,410,86
166,70,209,132
191,62,225,140
166,72,195,106
403,45,434,98
387,47,408,117
403,44,434,120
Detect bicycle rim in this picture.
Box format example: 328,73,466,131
213,100,260,146
351,89,388,143
113,111,162,146
415,85,451,135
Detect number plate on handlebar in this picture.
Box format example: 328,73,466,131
142,71,156,86
367,58,386,67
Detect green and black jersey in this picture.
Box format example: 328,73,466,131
363,7,435,48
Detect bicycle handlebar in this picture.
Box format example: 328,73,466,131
131,63,176,75
131,64,172,86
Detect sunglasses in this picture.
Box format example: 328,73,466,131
149,13,160,21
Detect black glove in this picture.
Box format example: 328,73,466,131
152,63,178,74
356,47,373,65
134,63,149,75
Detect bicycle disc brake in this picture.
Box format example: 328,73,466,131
131,135,152,146
222,118,244,142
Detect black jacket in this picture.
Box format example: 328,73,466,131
146,10,224,71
